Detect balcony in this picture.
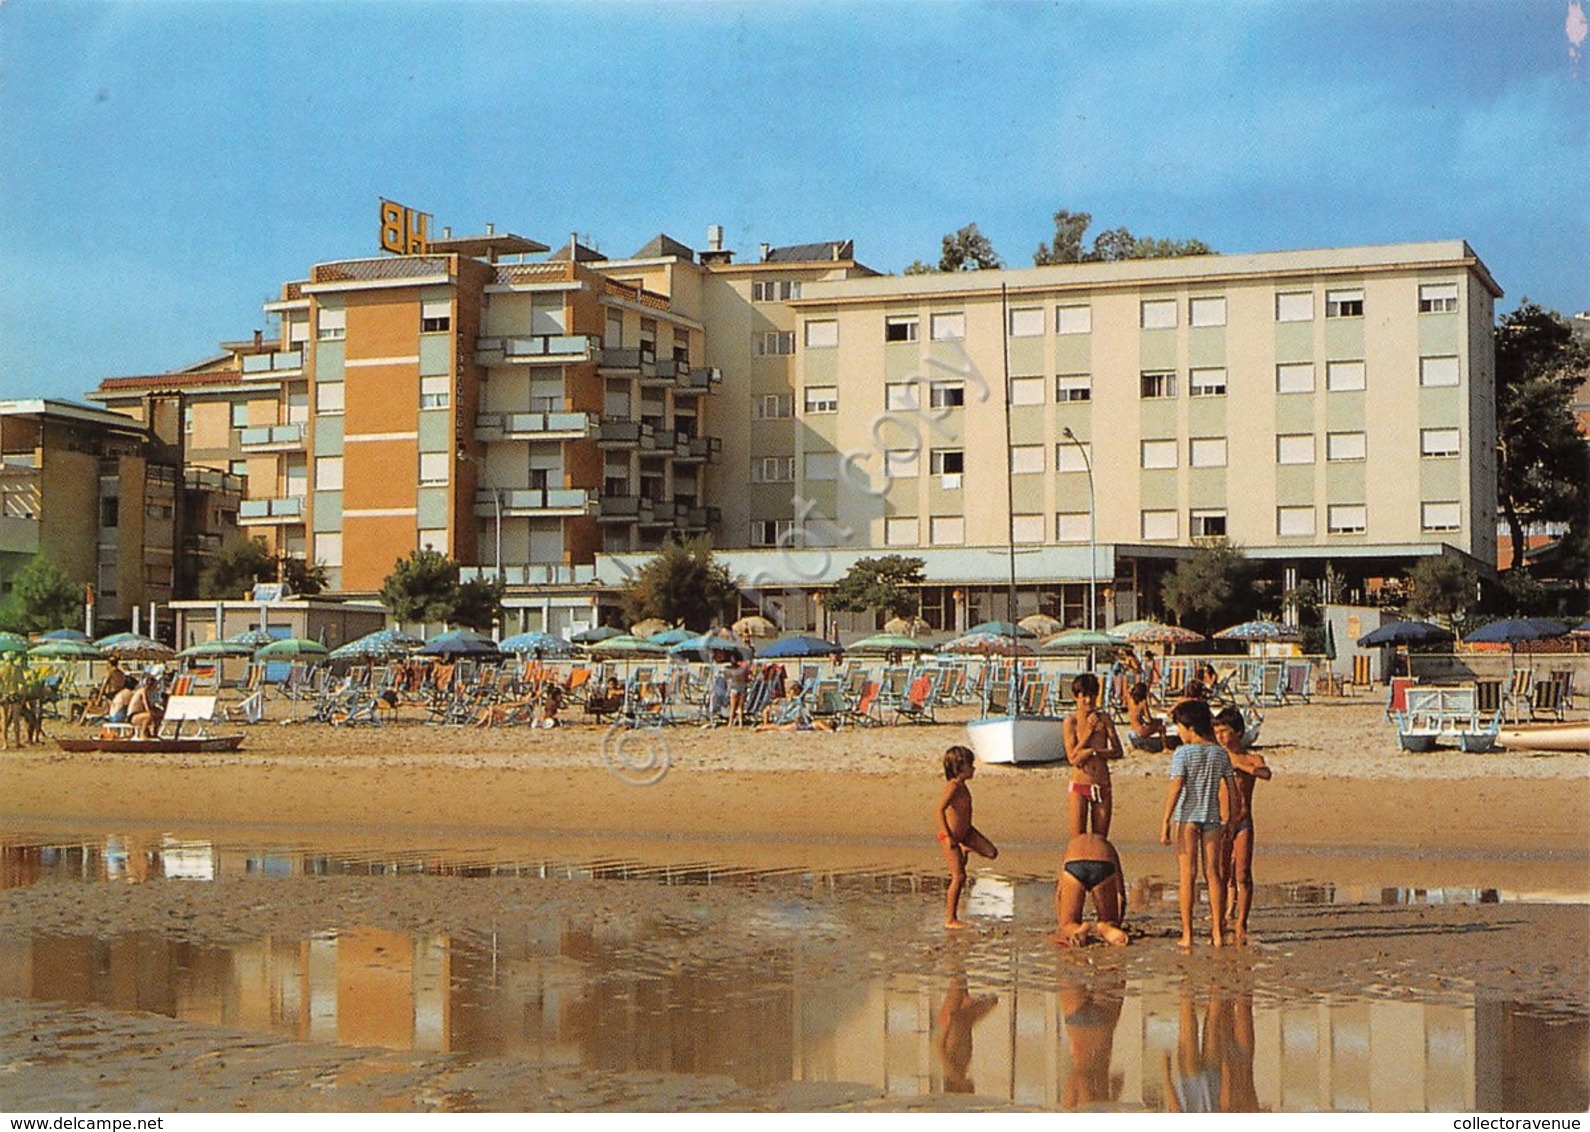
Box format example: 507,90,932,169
596,495,657,524
474,411,598,442
680,505,721,531
596,419,657,451
476,334,598,366
655,360,722,391
479,487,596,518
239,422,307,452
597,347,658,379
240,349,304,378
674,435,722,464
238,496,305,524
459,563,598,587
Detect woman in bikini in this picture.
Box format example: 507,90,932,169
1052,831,1129,946
1063,673,1123,838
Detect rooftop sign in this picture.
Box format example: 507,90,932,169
379,198,431,255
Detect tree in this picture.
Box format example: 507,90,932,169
380,548,460,624
451,577,505,632
281,556,327,596
826,554,926,624
1158,545,1259,633
618,536,739,630
1494,302,1590,572
1405,556,1478,622
937,224,1002,272
0,556,83,633
199,538,325,598
1034,208,1214,265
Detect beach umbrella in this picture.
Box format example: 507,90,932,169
29,638,104,660
846,632,935,656
669,633,754,661
1572,619,1590,636
177,639,255,659
97,633,177,661
757,635,845,659
498,631,575,657
1039,628,1118,653
1462,617,1570,646
326,627,425,662
255,637,330,660
37,628,91,642
570,625,623,645
1355,620,1453,648
415,629,499,658
940,631,1034,656
1110,619,1206,646
1213,619,1303,643
1324,619,1337,661
882,615,931,637
1018,613,1064,638
647,627,698,647
225,628,279,647
731,614,779,639
967,619,1036,638
0,632,31,655
629,618,672,639
587,634,668,658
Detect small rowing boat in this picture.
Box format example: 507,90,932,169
55,734,246,754
1494,721,1590,753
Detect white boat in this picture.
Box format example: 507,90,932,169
966,714,1068,765
1495,721,1590,753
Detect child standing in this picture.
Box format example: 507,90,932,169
1215,705,1271,944
1160,699,1235,948
1063,673,1123,837
937,745,998,929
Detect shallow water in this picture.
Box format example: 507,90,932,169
2,830,1587,1111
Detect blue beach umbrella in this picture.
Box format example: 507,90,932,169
757,635,845,659
1355,620,1453,648
1462,618,1569,645
498,631,575,657
417,629,501,658
669,633,754,662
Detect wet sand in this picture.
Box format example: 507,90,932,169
1,696,1587,1111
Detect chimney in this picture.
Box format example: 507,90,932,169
253,329,262,349
486,222,495,235
443,226,452,239
707,225,724,252
759,243,771,262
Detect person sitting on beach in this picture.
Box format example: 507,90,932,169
937,744,998,929
536,679,564,728
103,686,135,726
1063,673,1122,838
100,658,130,701
128,676,163,740
1051,831,1129,947
1214,706,1271,944
1160,699,1235,948
1125,682,1178,753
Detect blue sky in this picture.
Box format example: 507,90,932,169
2,1,1586,400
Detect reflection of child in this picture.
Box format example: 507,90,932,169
1160,699,1235,948
935,968,998,1094
937,745,998,929
1215,706,1271,944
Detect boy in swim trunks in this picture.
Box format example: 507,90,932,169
1160,699,1235,948
1063,673,1123,838
937,744,998,929
1051,831,1129,947
1214,706,1271,944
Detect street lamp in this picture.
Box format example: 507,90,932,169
1060,427,1097,631
456,448,503,585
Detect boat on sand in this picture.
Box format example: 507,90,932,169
1494,721,1590,753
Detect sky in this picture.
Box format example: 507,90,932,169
2,0,1587,401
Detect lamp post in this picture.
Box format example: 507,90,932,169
1060,427,1097,631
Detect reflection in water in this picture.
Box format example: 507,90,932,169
934,965,998,1094
1160,983,1261,1112
1058,968,1125,1108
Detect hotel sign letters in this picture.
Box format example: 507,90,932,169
379,198,431,255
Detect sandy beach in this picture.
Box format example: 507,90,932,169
2,694,1587,1111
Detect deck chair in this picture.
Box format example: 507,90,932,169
1283,661,1312,704
1530,677,1569,722
1503,669,1534,722
892,672,938,724
839,680,882,727
157,695,218,740
1473,678,1503,716
223,689,265,724
1348,654,1373,692
1386,676,1418,718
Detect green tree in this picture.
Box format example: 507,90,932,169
1494,302,1590,572
281,556,327,597
1158,545,1258,632
902,259,937,275
198,538,276,599
826,554,926,624
937,224,1002,272
0,556,84,633
1034,208,1214,265
380,548,460,624
1404,556,1477,622
451,576,505,632
618,536,740,630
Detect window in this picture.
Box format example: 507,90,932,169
606,311,624,348
754,456,796,483
316,456,343,491
930,312,965,340
100,496,118,528
1277,434,1315,464
1010,445,1044,474
757,394,793,419
1326,288,1364,318
1421,501,1462,531
1189,437,1227,467
929,381,965,408
1056,305,1092,335
1328,504,1367,534
885,382,918,410
1056,374,1092,402
1420,356,1460,387
1276,362,1314,394
930,449,965,476
317,307,346,340
803,320,838,349
420,375,449,409
230,402,250,429
229,459,248,477
1421,428,1460,457
1190,509,1227,538
931,516,965,544
1008,307,1044,337
316,533,342,567
1012,514,1045,544
752,279,802,302
1141,510,1178,540
1276,291,1313,322
803,386,838,414
183,406,194,434
316,383,344,414
1140,371,1176,399
884,315,919,342
1326,431,1366,461
1141,439,1178,469
418,452,450,485
1277,506,1316,537
1326,360,1366,391
804,452,838,481
1056,441,1092,473
754,330,795,356
1056,512,1090,542
420,298,451,333
1140,298,1177,329
885,517,919,546
1419,283,1459,313
750,519,795,547
1189,296,1226,327
1009,376,1045,405
884,449,919,478
412,528,447,554
1189,367,1226,397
